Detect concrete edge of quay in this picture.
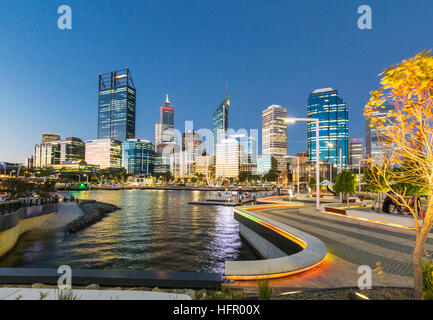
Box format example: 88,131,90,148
0,268,223,290
0,204,58,260
225,207,327,280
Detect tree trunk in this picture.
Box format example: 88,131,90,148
347,193,350,209
413,196,433,299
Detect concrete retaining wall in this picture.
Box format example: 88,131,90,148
225,208,327,279
0,204,58,259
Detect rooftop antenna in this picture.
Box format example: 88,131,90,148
225,83,229,99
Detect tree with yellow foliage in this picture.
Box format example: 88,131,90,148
365,50,433,299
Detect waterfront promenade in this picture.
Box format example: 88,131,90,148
226,202,426,293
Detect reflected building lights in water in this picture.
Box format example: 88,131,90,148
1,190,257,273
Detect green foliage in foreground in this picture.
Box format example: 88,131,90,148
422,257,433,300
334,170,357,204
258,280,272,300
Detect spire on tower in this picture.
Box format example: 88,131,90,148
225,84,230,106
165,94,170,104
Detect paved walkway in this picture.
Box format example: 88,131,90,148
0,287,191,300
226,205,432,293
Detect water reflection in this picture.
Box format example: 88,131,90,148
0,190,258,273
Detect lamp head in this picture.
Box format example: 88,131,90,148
284,118,296,124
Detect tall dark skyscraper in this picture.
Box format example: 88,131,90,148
155,95,175,146
307,88,349,172
97,68,136,141
212,91,230,154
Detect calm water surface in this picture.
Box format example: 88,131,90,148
0,190,258,273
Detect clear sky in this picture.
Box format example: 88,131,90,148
0,0,432,163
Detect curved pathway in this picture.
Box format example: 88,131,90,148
226,198,430,293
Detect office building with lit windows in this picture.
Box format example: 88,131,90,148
153,152,171,175
215,138,239,178
212,95,230,154
122,139,154,175
33,142,61,168
257,155,277,175
85,139,122,169
366,105,395,164
97,68,136,141
349,138,364,168
60,137,85,164
262,105,287,175
307,88,348,172
155,95,175,146
182,130,204,155
42,133,61,144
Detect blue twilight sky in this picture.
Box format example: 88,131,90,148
0,0,432,163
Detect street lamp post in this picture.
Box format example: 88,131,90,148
358,159,368,195
327,142,343,174
285,117,320,210
327,142,343,202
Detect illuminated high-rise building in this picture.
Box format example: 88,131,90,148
212,92,230,154
182,130,204,155
155,95,174,146
122,139,154,175
33,142,61,168
97,68,136,141
262,105,287,175
60,137,85,164
307,88,349,172
239,136,257,166
257,155,277,175
85,139,122,169
215,138,239,178
349,138,364,168
366,105,395,164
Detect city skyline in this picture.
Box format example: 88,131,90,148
1,1,432,162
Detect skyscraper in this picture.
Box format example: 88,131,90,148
307,88,348,172
212,93,230,154
182,130,204,155
365,105,394,164
97,68,136,141
215,138,239,179
239,136,257,165
262,105,287,175
349,138,364,168
155,95,175,146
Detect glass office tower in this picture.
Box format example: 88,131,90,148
212,95,229,154
307,88,349,172
122,139,154,175
98,68,136,141
155,95,175,146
